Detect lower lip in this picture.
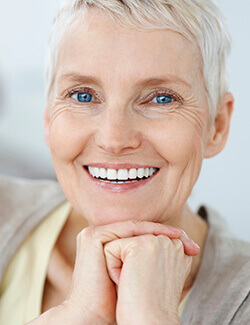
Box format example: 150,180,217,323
83,167,159,193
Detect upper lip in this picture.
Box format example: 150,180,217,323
84,163,159,169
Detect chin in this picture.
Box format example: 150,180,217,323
79,203,167,227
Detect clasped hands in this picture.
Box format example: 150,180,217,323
32,221,199,325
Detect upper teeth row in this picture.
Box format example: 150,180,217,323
87,167,158,180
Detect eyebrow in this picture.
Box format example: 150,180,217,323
58,72,191,89
138,76,191,89
58,73,102,87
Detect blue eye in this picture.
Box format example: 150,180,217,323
72,92,93,103
152,95,173,104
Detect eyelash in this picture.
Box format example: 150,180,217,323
67,87,98,100
67,87,182,105
144,90,182,105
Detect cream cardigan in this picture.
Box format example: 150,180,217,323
0,174,250,324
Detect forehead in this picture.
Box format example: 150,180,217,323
56,9,203,89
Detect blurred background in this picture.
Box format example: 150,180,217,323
0,0,249,240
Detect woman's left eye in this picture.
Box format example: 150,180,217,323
151,95,173,104
71,92,93,103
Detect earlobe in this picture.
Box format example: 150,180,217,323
204,92,234,158
44,107,50,148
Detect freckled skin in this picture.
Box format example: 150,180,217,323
46,9,211,229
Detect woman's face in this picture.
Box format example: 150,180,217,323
45,9,211,226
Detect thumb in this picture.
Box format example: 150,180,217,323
104,239,124,286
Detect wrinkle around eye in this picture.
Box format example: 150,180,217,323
134,101,181,119
50,98,103,122
49,103,71,123
138,92,207,134
171,100,207,136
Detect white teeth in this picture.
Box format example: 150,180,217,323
88,166,94,176
117,169,129,180
128,168,137,179
87,166,158,181
137,168,145,179
106,168,117,180
99,168,107,179
94,167,100,178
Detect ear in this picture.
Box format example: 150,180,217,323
204,92,234,158
44,106,50,148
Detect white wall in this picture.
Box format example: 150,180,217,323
189,0,250,241
0,0,249,240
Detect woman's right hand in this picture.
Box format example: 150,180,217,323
28,220,197,325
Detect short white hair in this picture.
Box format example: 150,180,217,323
45,0,231,123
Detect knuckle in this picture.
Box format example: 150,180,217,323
172,238,184,251
126,219,140,230
77,226,95,242
141,234,158,252
129,239,141,251
103,243,110,255
126,235,157,255
157,234,171,242
145,234,157,244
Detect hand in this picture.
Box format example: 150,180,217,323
65,221,194,324
104,231,199,325
28,221,197,325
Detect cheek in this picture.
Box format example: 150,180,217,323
49,113,93,162
146,117,204,166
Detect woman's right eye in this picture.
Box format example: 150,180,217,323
71,92,93,103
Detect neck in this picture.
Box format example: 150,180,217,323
174,204,209,298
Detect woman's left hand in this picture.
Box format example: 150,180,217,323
104,231,198,325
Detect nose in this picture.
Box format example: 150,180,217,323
95,104,142,155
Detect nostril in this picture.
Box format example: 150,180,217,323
95,125,142,154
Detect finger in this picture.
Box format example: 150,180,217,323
77,220,182,247
74,221,182,286
73,221,182,295
104,234,197,286
179,230,200,256
77,220,199,262
104,244,123,285
172,238,193,274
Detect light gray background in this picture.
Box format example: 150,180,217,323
0,1,249,240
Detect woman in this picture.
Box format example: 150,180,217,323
0,0,250,324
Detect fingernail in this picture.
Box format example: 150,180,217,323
181,230,189,238
189,238,200,249
169,226,181,232
181,230,200,249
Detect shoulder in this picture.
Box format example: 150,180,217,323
0,174,65,216
205,205,250,300
210,212,250,323
0,174,64,204
230,291,250,324
0,174,66,230
205,205,250,264
182,205,250,324
0,174,66,280
198,204,250,258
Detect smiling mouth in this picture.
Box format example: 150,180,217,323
84,166,160,184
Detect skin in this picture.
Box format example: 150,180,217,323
32,8,234,325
